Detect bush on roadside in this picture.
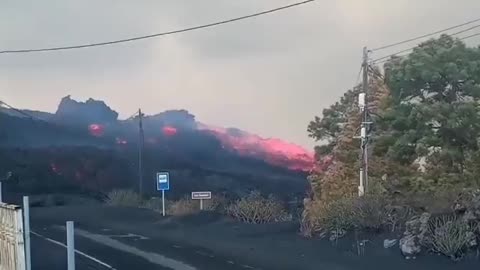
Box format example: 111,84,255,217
227,191,291,224
300,199,327,237
105,189,142,207
142,197,164,213
136,194,228,216
385,205,416,233
322,197,357,233
424,215,478,260
354,194,394,231
168,196,199,216
406,189,462,215
166,195,228,216
300,197,357,238
300,194,404,238
203,194,228,213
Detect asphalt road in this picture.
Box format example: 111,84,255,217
29,205,479,270
31,228,170,270
30,206,263,270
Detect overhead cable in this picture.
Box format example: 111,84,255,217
0,0,316,54
371,31,480,64
371,17,480,52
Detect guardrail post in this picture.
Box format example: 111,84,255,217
67,221,75,270
23,196,31,270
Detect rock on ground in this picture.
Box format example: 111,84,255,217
399,212,431,258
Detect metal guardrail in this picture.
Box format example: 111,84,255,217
0,203,26,270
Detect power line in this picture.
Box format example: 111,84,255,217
370,47,414,64
371,31,480,64
0,0,316,54
371,17,480,52
459,31,480,41
125,111,141,121
450,24,480,37
0,100,41,120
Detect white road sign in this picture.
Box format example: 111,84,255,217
191,191,212,211
191,192,212,200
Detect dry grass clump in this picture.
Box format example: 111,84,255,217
424,215,478,260
300,194,400,237
227,191,291,224
168,196,198,216
105,189,142,207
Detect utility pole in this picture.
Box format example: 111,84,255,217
138,109,144,196
358,47,370,197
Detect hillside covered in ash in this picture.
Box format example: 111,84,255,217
0,96,312,200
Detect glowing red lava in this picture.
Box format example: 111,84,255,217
162,126,178,136
198,124,314,171
88,124,105,137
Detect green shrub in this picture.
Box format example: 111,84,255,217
322,197,357,232
354,194,394,231
105,189,142,207
301,194,404,237
425,215,478,260
300,197,357,237
227,191,291,224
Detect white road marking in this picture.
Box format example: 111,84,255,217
106,233,149,240
54,226,149,240
74,228,197,270
31,231,116,270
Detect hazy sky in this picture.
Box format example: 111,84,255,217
2,0,480,149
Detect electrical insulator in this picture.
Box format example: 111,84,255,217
358,93,366,109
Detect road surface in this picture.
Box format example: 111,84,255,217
30,206,265,270
29,205,478,270
31,227,173,270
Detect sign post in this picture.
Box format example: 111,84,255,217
23,196,31,270
191,191,212,211
156,172,170,216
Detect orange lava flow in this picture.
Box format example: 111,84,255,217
198,124,314,171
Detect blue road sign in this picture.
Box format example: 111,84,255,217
156,172,170,191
